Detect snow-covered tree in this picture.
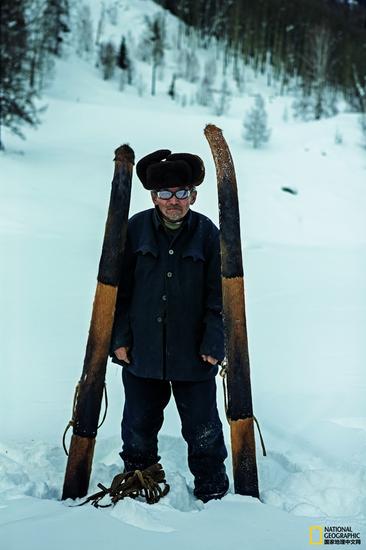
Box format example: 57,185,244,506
243,94,271,148
196,56,216,107
0,0,41,148
213,79,231,116
76,4,94,59
98,41,116,80
138,14,165,95
135,74,147,97
95,4,106,46
176,50,200,83
196,76,214,107
294,25,338,121
292,86,337,121
42,0,70,57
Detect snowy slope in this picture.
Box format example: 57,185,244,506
0,1,365,549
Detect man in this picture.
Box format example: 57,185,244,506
109,149,229,503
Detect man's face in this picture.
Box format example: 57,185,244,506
151,186,197,221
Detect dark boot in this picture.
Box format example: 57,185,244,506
194,472,230,503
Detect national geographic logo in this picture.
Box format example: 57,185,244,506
309,526,362,545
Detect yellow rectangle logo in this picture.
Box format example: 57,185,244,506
309,526,323,545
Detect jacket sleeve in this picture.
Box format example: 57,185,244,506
199,227,225,362
109,230,136,355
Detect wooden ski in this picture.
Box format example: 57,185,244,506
204,124,259,498
62,144,134,500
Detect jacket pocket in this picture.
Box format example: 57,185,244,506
134,243,159,258
181,248,205,262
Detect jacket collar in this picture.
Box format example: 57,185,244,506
152,205,193,232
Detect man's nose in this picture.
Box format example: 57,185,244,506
168,194,179,205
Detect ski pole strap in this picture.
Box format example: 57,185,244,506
62,381,108,456
219,359,267,457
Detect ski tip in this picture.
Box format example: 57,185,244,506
204,122,222,133
114,144,135,165
204,124,223,137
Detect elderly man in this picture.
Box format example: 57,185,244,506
109,149,229,503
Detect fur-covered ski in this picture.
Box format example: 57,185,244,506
62,145,134,500
204,124,259,498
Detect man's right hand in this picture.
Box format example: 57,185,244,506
114,346,130,363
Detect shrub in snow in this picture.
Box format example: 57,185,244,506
243,94,271,148
334,128,343,145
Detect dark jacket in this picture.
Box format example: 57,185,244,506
109,206,225,381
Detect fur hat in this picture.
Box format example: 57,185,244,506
136,149,205,190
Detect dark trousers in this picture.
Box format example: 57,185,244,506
120,368,228,484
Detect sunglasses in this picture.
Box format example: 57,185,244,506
155,188,192,200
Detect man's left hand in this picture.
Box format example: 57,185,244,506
201,354,218,365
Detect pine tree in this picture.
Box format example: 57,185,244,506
0,0,40,148
117,36,132,88
42,0,70,57
243,94,271,148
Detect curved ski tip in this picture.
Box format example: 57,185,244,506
114,144,135,164
204,124,223,136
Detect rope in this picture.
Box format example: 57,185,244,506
97,384,108,429
219,359,267,457
73,463,170,508
62,382,108,456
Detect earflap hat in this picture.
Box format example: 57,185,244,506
136,149,205,190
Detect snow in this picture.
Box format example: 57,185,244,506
0,0,365,548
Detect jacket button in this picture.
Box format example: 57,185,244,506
157,316,162,323
168,249,174,255
167,271,173,278
162,295,167,301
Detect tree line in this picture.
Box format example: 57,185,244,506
155,0,366,112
